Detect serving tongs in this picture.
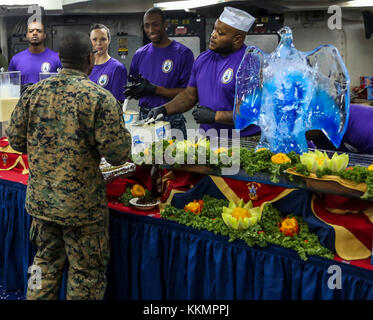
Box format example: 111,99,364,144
132,113,164,126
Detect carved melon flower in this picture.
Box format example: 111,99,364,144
300,150,348,173
222,199,261,230
214,148,228,155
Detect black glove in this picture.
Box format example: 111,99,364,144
127,74,140,85
192,105,216,124
147,105,167,121
124,75,156,100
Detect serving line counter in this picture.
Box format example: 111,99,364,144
0,168,372,300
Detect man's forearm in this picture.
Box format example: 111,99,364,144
155,86,186,99
215,110,234,125
164,86,198,115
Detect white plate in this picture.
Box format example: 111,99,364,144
129,197,160,210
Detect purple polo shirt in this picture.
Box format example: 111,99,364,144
89,57,127,101
188,45,260,137
8,47,62,85
129,40,194,108
339,104,373,154
307,104,373,155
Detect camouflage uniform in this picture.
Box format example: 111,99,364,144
6,68,132,300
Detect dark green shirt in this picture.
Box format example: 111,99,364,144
6,68,131,225
0,53,8,71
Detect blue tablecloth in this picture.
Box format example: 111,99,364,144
1,177,372,300
0,179,33,292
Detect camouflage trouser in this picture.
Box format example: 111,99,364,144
140,107,187,139
26,216,110,300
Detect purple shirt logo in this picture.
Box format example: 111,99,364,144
98,74,109,87
162,59,173,73
41,62,51,73
221,68,233,84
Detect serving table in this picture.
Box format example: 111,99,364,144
0,167,372,300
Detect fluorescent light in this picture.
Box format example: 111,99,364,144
341,0,373,7
154,0,225,11
0,0,67,10
0,0,40,4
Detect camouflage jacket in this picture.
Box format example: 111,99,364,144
6,68,131,226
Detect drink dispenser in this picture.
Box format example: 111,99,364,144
39,72,58,82
0,71,21,136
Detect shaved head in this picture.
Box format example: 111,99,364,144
58,32,92,67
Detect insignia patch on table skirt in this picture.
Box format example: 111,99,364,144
2,153,7,166
247,182,261,200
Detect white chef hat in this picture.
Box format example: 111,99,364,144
219,6,255,33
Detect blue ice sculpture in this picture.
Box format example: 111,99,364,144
234,26,350,154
